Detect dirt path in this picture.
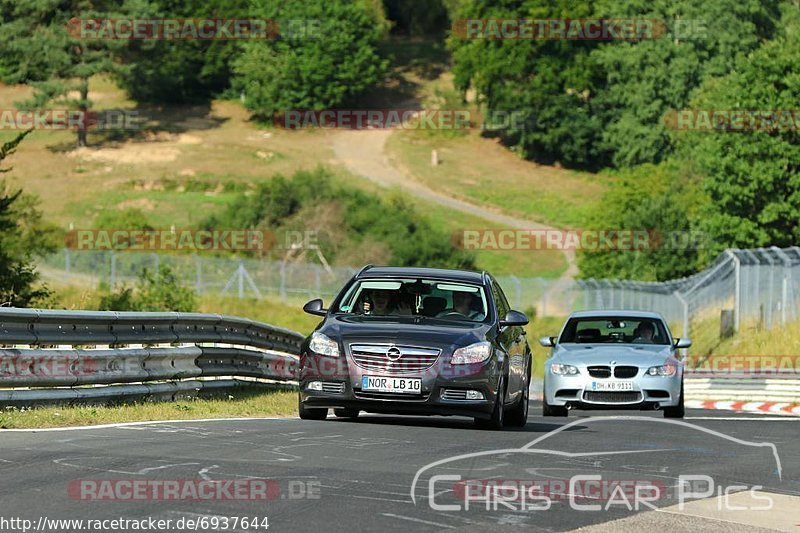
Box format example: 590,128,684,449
330,129,578,313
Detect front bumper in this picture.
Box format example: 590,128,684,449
299,351,503,419
544,372,682,410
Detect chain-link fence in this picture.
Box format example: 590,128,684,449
573,247,800,353
38,247,800,351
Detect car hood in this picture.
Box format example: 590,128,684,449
316,314,490,350
551,343,676,366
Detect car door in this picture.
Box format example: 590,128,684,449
491,278,526,403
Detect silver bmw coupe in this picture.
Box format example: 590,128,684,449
540,310,691,418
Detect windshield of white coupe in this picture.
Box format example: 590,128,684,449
559,317,670,345
335,278,489,322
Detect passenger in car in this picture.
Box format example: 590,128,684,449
361,289,411,315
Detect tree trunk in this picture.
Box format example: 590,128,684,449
77,77,88,147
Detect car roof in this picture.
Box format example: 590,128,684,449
356,266,486,284
568,309,666,320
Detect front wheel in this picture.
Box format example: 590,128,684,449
506,369,530,428
543,397,568,417
475,377,505,430
663,382,685,418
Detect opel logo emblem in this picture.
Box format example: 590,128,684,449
386,346,402,361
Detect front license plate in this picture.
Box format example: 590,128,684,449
362,376,422,394
591,381,634,391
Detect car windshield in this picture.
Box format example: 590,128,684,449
559,317,670,345
335,278,488,322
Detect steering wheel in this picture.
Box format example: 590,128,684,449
438,311,467,319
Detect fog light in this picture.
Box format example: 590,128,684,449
307,381,323,391
466,390,484,400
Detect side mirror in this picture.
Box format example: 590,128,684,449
674,338,692,349
499,309,529,328
303,298,327,317
539,336,555,348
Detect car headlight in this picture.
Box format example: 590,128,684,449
451,341,492,364
550,363,579,376
645,364,677,377
308,331,340,357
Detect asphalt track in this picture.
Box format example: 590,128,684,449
1,402,798,532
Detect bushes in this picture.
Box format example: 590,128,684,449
232,0,389,117
99,265,196,312
203,167,476,269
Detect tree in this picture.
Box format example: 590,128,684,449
448,0,780,170
231,0,389,117
0,0,126,146
577,161,705,281
589,0,780,168
115,0,248,103
0,130,57,307
448,0,607,169
675,7,800,260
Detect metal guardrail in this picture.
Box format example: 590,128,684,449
0,308,305,405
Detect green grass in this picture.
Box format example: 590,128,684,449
0,389,297,429
386,128,610,229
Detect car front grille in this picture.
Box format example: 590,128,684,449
583,391,642,403
614,366,639,378
587,365,639,379
349,344,441,374
588,366,611,378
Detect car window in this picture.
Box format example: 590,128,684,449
559,317,670,345
335,278,489,322
491,280,510,321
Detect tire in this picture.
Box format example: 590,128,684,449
333,408,359,419
542,396,568,417
298,395,327,420
475,377,505,430
663,382,685,418
506,365,530,428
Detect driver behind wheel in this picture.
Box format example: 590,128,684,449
437,291,485,320
632,321,656,343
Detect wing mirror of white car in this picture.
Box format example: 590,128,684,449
674,338,692,349
539,335,556,348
